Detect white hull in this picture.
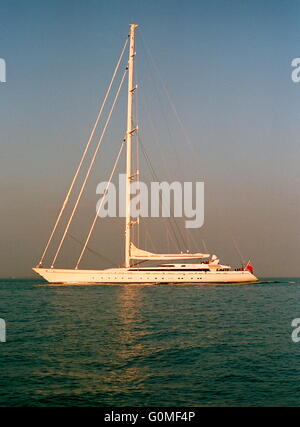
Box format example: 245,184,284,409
33,267,258,285
33,27,258,287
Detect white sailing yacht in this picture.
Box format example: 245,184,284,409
33,25,258,285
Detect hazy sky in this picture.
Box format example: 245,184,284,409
0,0,299,277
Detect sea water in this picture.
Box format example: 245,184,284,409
1,278,300,407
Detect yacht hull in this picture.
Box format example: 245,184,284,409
33,267,258,285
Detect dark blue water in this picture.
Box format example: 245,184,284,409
1,278,300,406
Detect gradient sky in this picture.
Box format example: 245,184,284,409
0,0,300,277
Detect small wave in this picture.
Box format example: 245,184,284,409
258,279,300,285
256,280,280,284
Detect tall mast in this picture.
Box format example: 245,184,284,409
125,24,138,268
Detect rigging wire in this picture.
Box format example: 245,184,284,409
138,31,203,253
130,58,183,257
140,32,248,264
68,234,117,266
139,138,187,251
37,37,129,267
139,30,209,254
136,78,187,252
134,74,141,249
75,140,126,269
202,239,209,254
230,235,246,268
139,30,198,158
51,68,128,268
138,34,182,175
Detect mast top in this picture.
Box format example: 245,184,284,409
129,24,138,36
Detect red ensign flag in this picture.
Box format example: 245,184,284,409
245,261,253,274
